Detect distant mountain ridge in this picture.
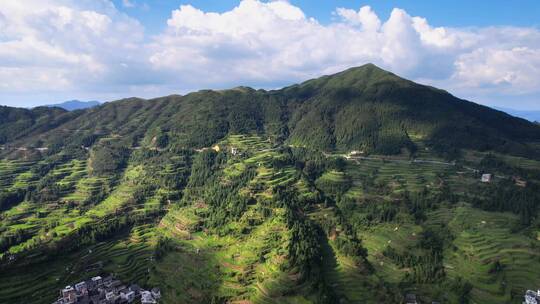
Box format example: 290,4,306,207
44,100,100,111
494,106,540,122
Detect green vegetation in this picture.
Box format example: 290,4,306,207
1,64,540,303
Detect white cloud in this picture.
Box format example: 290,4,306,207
453,47,540,92
1,0,540,110
150,1,540,103
336,6,381,31
0,0,145,104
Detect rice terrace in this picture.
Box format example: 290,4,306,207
1,1,540,304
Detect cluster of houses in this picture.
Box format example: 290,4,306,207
481,173,527,187
524,289,540,304
404,290,540,304
53,274,160,304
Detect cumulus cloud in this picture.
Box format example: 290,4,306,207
148,0,540,107
0,0,146,105
336,6,381,31
1,0,539,109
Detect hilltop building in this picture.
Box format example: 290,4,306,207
481,173,492,183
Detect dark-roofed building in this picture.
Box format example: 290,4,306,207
53,274,160,304
405,293,418,304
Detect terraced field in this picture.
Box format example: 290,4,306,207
442,207,540,304
219,137,298,198
152,205,298,304
85,167,140,218
320,235,380,304
352,159,448,190
315,170,350,195
306,205,381,303
0,160,37,190
0,164,142,257
62,175,110,203
150,138,323,304
0,224,157,304
341,157,479,201
220,134,274,152
2,132,539,304
361,223,420,282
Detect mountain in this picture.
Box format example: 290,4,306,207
3,64,540,159
0,106,80,145
1,64,540,304
44,100,100,111
494,106,540,122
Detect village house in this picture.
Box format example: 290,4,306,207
151,287,161,299
481,173,492,183
405,293,418,304
105,291,118,302
91,276,103,288
61,286,77,304
120,290,135,302
230,146,239,156
74,281,88,296
524,289,540,304
141,290,157,304
52,274,159,304
349,150,365,156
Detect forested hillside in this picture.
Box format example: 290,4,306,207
1,64,540,304
2,64,539,160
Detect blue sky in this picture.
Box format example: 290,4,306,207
1,0,540,110
113,0,540,33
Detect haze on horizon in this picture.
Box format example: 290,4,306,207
0,0,539,110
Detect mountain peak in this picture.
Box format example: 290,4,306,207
334,63,401,82
44,100,100,111
346,62,385,72
288,63,410,95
